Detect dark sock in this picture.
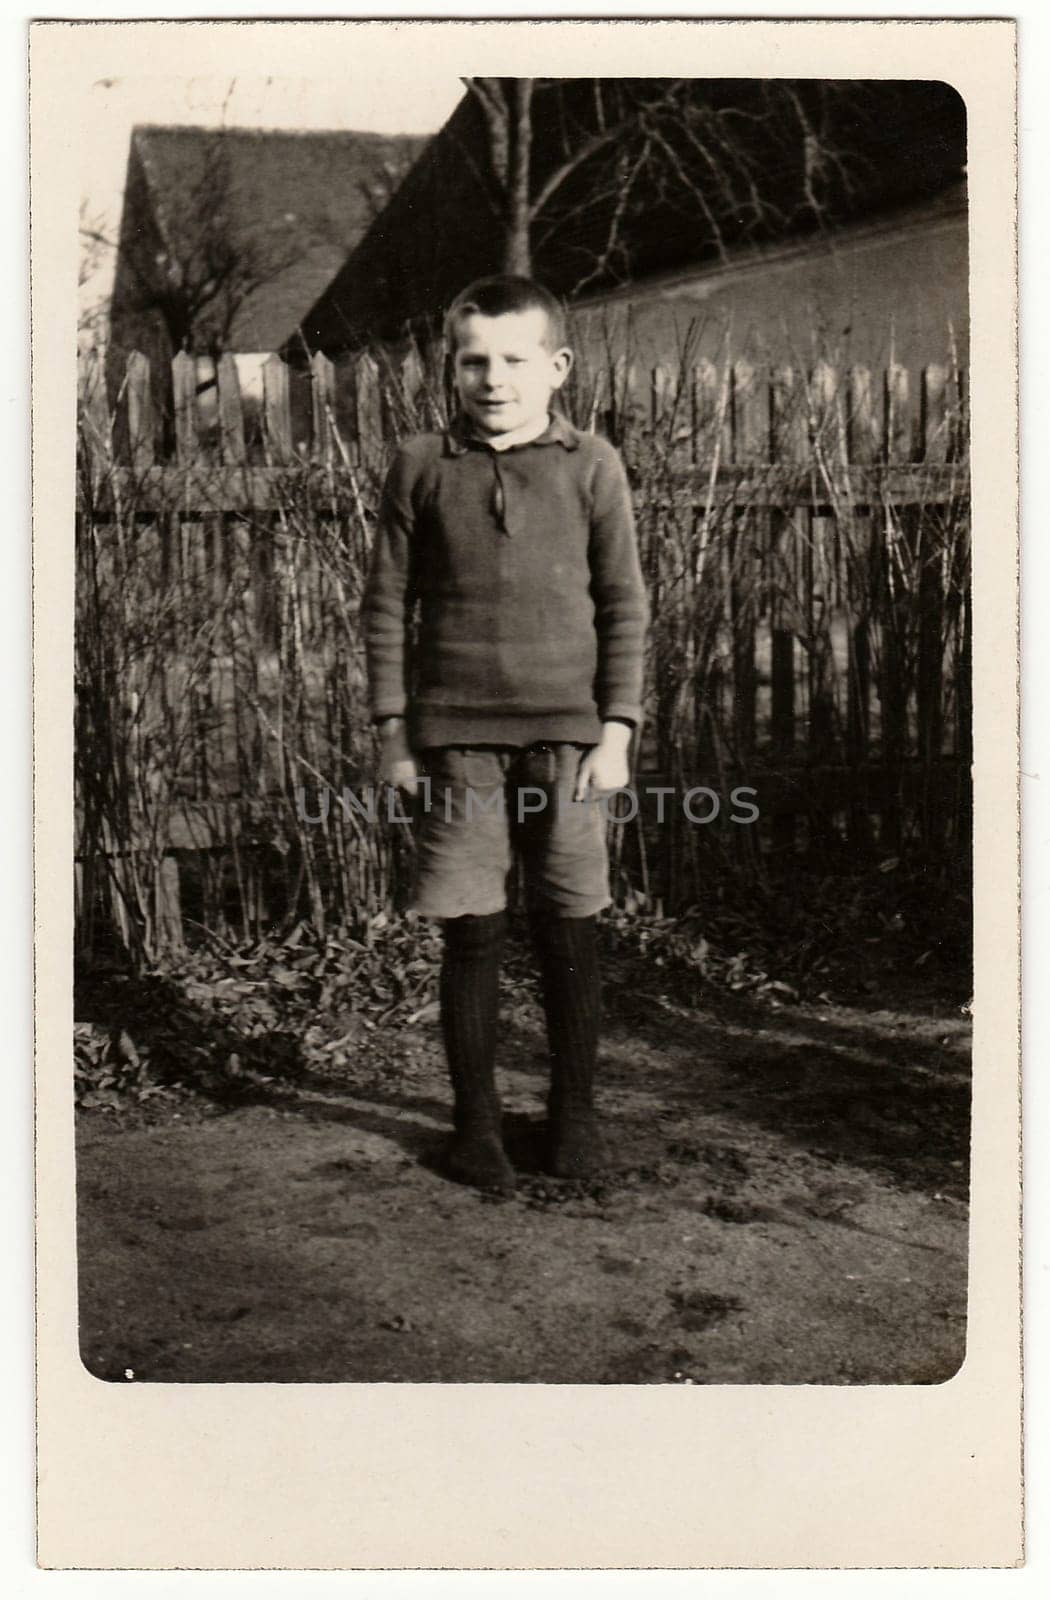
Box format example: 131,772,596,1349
439,910,515,1192
530,912,607,1176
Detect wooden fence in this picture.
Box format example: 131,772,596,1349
76,341,971,957
80,340,967,487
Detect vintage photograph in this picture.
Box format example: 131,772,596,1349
73,69,973,1387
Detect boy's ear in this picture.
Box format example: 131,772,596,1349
550,347,573,389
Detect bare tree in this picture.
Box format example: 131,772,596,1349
81,132,308,361
461,78,644,276
458,78,876,288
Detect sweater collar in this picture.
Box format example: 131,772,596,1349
444,411,580,457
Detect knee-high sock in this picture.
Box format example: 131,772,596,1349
530,912,601,1116
440,910,506,1130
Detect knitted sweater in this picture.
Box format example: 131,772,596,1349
362,413,649,749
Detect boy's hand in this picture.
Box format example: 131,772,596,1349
376,718,421,794
574,721,632,800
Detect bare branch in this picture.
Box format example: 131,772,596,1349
527,78,688,224
463,76,510,188
567,138,652,297
528,118,633,223
643,120,732,260
592,79,606,134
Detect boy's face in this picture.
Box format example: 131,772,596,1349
451,309,572,436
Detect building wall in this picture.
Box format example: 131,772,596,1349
569,190,969,384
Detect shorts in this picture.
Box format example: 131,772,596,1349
410,743,611,920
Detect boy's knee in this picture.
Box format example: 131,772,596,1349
529,908,598,929
528,908,598,948
442,909,508,954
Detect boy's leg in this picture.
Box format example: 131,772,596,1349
411,747,516,1193
440,909,516,1195
513,744,612,1178
529,908,607,1179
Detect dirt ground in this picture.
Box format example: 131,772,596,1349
76,969,971,1385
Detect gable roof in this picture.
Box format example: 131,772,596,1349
298,79,967,354
115,124,427,351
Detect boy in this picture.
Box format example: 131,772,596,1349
363,275,648,1195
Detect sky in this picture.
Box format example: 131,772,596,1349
79,72,465,313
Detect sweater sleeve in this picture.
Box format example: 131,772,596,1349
361,445,420,723
588,441,649,728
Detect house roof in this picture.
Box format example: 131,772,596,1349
118,124,427,351
297,79,968,354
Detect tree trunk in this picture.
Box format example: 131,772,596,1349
502,224,532,276
503,79,534,276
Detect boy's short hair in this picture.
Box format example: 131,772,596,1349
444,275,567,352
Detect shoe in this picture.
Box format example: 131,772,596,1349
545,1109,608,1180
445,1111,516,1195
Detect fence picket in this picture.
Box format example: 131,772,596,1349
648,364,675,435
878,513,908,851
916,511,946,849
884,362,913,463
732,360,766,463
400,346,424,415
694,359,730,460
172,350,198,465
729,509,758,759
847,365,877,464
77,350,113,483
771,366,807,463
845,508,875,851
769,508,797,852
262,353,293,463
125,350,155,472
949,363,967,463
154,855,184,950
311,350,336,462
216,353,246,465
355,354,384,461
332,355,359,460
922,363,949,463
580,362,605,434
809,360,843,462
